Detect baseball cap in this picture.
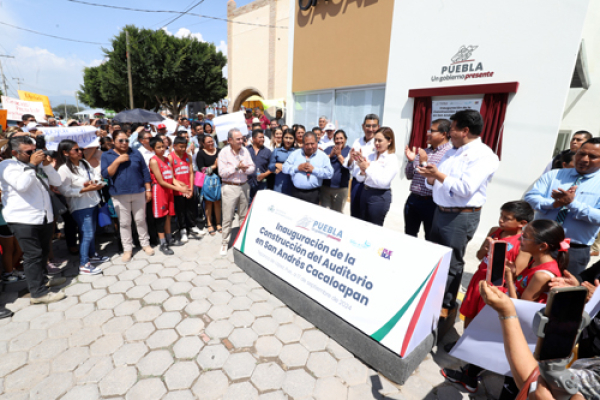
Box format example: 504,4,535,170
245,108,252,113
157,124,166,130
324,123,336,131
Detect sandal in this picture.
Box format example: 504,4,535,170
217,225,222,233
207,226,216,236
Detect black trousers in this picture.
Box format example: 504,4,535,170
145,201,159,246
350,180,364,218
430,208,481,309
404,193,436,241
292,186,320,205
174,194,197,231
359,187,391,226
9,221,53,298
568,245,591,279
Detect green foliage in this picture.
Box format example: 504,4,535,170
79,25,227,117
51,104,80,119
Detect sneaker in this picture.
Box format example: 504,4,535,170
180,232,189,243
45,277,67,287
13,270,26,280
46,263,62,275
31,291,66,305
440,367,478,393
220,244,228,257
80,263,103,275
190,227,206,237
143,246,155,256
169,238,184,247
89,255,110,263
159,243,174,256
2,273,18,284
122,251,133,263
0,306,13,319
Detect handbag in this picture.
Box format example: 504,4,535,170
202,173,222,202
32,169,68,216
194,171,205,187
97,203,112,227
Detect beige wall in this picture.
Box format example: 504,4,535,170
228,0,289,110
292,0,394,93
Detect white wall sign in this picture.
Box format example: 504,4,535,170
213,111,249,142
1,96,46,122
431,96,483,121
234,191,452,356
40,126,99,151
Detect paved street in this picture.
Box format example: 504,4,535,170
1,224,506,400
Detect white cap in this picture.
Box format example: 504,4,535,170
324,123,336,131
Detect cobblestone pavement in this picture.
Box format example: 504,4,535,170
0,225,510,400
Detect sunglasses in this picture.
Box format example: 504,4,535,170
19,150,35,156
71,148,84,153
117,139,129,143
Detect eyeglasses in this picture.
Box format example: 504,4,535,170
117,139,129,143
427,129,442,134
71,148,84,153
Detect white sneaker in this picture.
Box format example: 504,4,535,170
181,232,189,243
220,244,228,256
190,226,206,237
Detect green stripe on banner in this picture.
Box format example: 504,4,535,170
370,265,437,342
240,207,253,253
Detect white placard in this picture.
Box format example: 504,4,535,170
39,126,99,151
1,96,46,122
150,118,178,134
234,191,452,356
213,111,249,142
450,288,600,376
431,96,483,121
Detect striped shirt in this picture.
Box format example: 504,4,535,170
405,142,452,197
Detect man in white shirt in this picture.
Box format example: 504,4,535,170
418,110,499,317
0,136,67,304
345,114,379,218
319,123,336,150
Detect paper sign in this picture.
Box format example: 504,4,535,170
234,190,452,356
1,96,46,122
18,90,53,116
39,126,99,151
213,111,249,142
450,288,600,376
0,110,7,131
431,96,483,120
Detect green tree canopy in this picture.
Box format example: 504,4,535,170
79,25,227,117
51,104,80,119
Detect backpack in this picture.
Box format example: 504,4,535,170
202,173,222,202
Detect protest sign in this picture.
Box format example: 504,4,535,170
0,110,7,130
1,96,46,122
450,288,600,375
234,190,452,356
431,96,483,120
213,111,249,142
39,126,99,151
18,90,53,116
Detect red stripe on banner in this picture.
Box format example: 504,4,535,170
400,259,441,357
233,201,254,247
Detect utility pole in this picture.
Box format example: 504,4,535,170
75,91,80,112
126,30,134,109
12,78,23,91
0,54,15,97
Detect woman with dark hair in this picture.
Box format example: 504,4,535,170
100,137,114,152
294,125,305,148
321,130,351,212
101,131,155,262
269,130,296,195
203,123,214,136
196,134,221,235
353,127,399,226
57,139,108,274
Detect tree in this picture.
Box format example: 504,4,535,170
52,104,80,119
79,25,228,117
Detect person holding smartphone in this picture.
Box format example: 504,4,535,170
56,140,108,275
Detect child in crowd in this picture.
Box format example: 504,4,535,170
148,138,190,255
169,137,204,242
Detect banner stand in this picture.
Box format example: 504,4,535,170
234,248,436,385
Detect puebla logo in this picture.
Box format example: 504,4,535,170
432,45,494,83
296,216,342,242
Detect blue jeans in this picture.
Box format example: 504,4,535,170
71,207,98,266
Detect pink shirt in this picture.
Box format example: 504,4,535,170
218,145,256,184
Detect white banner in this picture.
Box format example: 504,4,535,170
450,288,600,375
234,191,452,356
213,111,249,142
1,96,46,122
39,126,99,151
431,96,483,121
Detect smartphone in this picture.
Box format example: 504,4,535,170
486,240,507,286
534,286,588,361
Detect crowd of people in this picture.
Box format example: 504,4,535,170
1,105,600,398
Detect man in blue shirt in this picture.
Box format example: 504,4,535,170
283,132,333,205
247,129,272,204
525,138,600,277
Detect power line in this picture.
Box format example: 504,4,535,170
0,21,109,45
65,0,288,29
159,0,205,30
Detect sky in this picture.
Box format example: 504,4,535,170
0,0,255,108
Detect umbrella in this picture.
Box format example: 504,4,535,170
113,109,165,124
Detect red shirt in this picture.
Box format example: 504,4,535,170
170,152,192,196
515,260,562,303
